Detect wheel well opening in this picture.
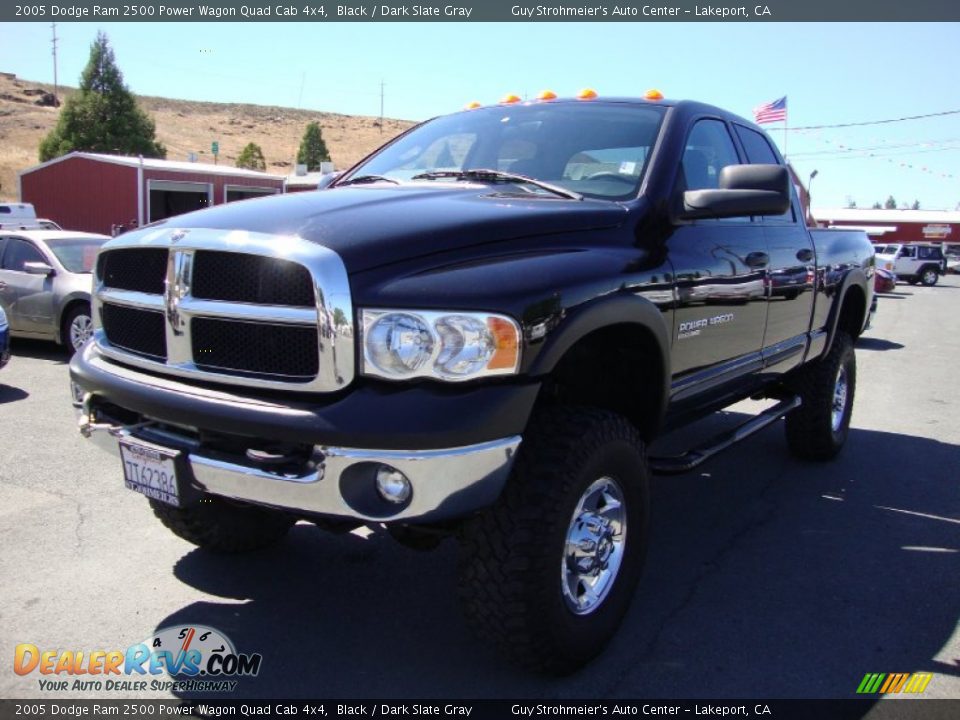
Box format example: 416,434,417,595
837,286,866,340
536,324,665,442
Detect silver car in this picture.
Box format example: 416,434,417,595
0,230,110,353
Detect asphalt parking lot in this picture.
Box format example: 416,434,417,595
1,277,958,704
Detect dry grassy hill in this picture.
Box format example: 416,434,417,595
0,72,415,202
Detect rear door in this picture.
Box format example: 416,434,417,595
667,118,768,401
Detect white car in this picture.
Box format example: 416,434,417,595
874,243,946,286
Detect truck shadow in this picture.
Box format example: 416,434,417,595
0,384,29,404
856,338,905,352
154,421,960,704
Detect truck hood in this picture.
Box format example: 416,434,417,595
149,185,628,272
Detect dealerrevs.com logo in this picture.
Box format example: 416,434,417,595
14,625,262,693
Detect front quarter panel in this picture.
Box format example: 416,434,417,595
53,272,94,343
350,232,675,377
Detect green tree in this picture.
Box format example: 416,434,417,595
911,200,920,210
39,32,165,161
296,122,330,171
871,202,882,209
236,142,266,171
884,195,897,209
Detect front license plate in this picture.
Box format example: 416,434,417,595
119,438,182,507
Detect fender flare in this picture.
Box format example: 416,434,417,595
527,294,671,430
823,268,869,358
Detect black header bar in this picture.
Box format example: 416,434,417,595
3,0,960,22
2,700,960,720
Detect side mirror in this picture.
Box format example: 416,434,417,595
679,164,791,220
23,261,55,277
316,171,343,190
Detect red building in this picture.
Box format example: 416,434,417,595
18,152,285,235
813,208,960,248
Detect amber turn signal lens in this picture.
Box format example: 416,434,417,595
487,317,520,371
644,89,664,100
576,88,598,100
500,93,522,104
464,101,482,110
537,90,558,101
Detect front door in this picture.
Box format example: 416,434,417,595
667,118,768,401
0,236,55,337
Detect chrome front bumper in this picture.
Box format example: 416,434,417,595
77,397,521,523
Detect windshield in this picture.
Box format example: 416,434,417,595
343,102,666,200
46,237,108,273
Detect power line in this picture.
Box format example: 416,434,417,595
788,108,960,131
788,138,960,158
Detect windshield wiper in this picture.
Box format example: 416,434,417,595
411,169,582,201
338,174,400,186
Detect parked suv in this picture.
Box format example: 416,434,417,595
875,242,946,286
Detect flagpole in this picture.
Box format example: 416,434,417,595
783,98,788,159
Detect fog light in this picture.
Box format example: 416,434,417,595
376,466,412,504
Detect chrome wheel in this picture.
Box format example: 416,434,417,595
922,269,937,285
69,313,93,351
831,365,849,433
562,476,627,615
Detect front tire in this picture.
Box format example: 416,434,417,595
457,407,650,674
63,303,93,355
785,331,856,461
150,496,295,553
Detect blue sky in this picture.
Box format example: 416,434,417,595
2,21,958,210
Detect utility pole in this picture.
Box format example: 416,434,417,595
50,23,59,106
379,80,384,135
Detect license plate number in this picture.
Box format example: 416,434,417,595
119,439,181,507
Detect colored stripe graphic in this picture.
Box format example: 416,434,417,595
857,672,932,694
880,673,908,693
904,673,933,693
857,673,886,694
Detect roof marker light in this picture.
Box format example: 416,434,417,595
644,89,664,100
464,101,482,110
500,93,522,104
537,90,557,101
577,88,598,100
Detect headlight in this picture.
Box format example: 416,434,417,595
361,309,520,381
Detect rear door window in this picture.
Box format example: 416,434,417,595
734,125,794,223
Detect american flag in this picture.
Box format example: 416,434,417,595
753,96,787,124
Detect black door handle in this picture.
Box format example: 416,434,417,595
796,248,814,263
745,252,769,268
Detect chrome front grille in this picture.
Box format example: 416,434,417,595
92,228,354,392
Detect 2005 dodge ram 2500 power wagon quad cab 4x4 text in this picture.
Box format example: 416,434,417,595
71,95,874,674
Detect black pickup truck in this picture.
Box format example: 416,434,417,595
71,95,874,674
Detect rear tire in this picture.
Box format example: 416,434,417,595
150,496,295,553
920,267,939,286
457,407,650,674
785,332,856,461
